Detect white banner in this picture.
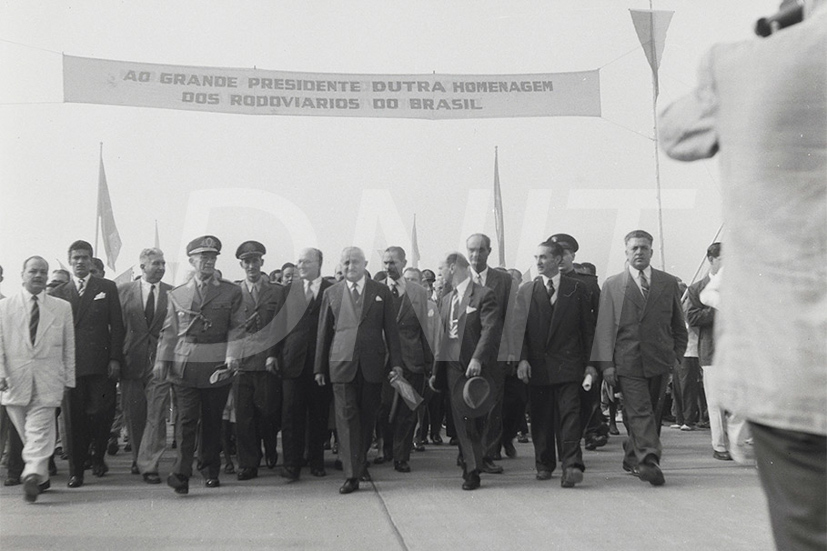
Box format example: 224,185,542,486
63,55,601,119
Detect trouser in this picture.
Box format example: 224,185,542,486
137,375,171,474
120,377,150,464
172,383,231,479
751,422,826,551
282,370,332,471
581,371,608,440
64,374,117,477
389,371,426,463
6,402,57,482
5,412,24,479
502,373,527,445
233,370,280,470
529,383,584,472
482,361,506,460
672,357,700,426
702,365,752,461
447,364,485,474
332,370,382,479
618,374,668,467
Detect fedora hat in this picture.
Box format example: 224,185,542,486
451,370,495,418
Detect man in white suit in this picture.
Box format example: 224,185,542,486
0,256,75,502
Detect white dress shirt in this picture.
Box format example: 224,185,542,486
540,273,561,306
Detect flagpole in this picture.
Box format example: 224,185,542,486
95,142,102,255
681,223,725,301
648,7,666,270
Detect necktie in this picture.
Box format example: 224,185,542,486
391,281,399,298
639,270,650,300
144,284,156,326
351,283,360,303
30,295,39,345
304,281,314,303
474,273,483,286
547,278,556,307
449,291,460,339
77,278,85,296
251,284,259,305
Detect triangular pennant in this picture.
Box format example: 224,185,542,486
629,9,674,74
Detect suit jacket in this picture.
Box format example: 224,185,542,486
684,276,715,366
314,278,402,385
591,268,688,378
476,266,512,362
276,278,332,379
433,281,500,387
392,280,434,374
515,275,595,385
236,278,285,371
155,276,244,388
0,290,76,407
118,280,172,380
50,276,125,378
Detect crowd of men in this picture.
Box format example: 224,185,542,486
0,227,707,501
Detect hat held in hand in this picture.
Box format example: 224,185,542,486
451,372,495,418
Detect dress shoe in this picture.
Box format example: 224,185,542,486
462,470,481,490
480,459,504,474
49,457,58,476
680,424,695,432
224,462,235,475
266,454,278,469
143,473,162,484
131,462,140,475
430,434,443,445
107,437,119,456
503,441,517,459
608,424,620,436
359,468,372,482
637,462,665,486
448,437,459,445
4,477,21,486
394,461,411,473
713,450,733,461
669,423,682,429
584,434,608,451
23,474,40,503
280,466,300,481
205,478,220,488
561,467,584,488
67,475,84,488
622,462,637,475
167,473,188,494
92,462,109,477
38,479,50,492
237,468,258,481
310,468,327,478
339,478,359,494
536,470,552,481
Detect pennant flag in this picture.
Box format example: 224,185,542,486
410,214,420,269
493,147,506,267
113,266,134,285
55,258,69,272
97,148,122,271
154,220,160,249
629,9,674,97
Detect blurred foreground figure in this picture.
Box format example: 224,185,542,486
659,3,826,548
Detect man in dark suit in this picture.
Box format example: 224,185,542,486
431,252,500,490
314,247,403,495
378,246,433,473
155,235,244,494
232,241,285,481
513,241,596,487
117,248,171,480
50,240,125,488
466,233,512,474
275,247,332,480
592,230,687,486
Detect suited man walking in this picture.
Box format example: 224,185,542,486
232,241,285,481
314,247,403,495
50,240,125,488
117,248,171,480
431,252,501,490
466,233,512,474
155,235,244,494
275,247,332,480
0,257,75,502
592,230,687,486
513,241,597,487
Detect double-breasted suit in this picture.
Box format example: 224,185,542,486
0,290,75,484
315,277,402,479
118,279,171,467
51,276,125,478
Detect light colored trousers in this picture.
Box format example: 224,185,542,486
702,365,753,464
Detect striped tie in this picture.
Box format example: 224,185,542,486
448,291,460,339
639,270,650,300
30,295,39,345
77,278,85,296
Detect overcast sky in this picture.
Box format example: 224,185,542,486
0,1,778,288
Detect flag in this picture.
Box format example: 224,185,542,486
410,214,420,269
113,266,134,285
629,9,674,98
493,147,506,267
55,258,69,272
154,220,160,249
97,150,122,271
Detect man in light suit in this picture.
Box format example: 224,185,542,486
378,246,433,473
314,247,403,494
466,233,512,474
513,241,597,487
275,247,333,480
50,240,125,488
0,257,75,502
118,248,171,483
592,230,687,486
431,252,501,490
232,240,285,481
